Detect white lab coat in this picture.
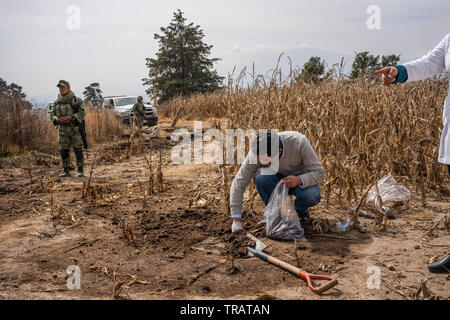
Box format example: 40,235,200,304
403,32,450,164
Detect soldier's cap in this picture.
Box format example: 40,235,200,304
137,96,143,101
57,80,70,87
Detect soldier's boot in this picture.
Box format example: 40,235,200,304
60,168,72,178
74,148,84,177
77,167,84,177
60,149,71,177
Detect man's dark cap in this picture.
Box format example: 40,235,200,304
57,80,70,87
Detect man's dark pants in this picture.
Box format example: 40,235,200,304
253,171,321,213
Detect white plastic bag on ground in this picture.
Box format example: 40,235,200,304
264,181,306,241
366,174,411,206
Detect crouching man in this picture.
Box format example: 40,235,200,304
230,130,325,233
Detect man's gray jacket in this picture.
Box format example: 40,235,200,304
230,131,325,219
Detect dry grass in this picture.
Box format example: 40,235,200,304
164,76,449,208
0,96,126,156
0,96,57,155
85,109,125,144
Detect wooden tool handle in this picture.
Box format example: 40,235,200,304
267,255,302,276
316,279,339,294
249,249,301,275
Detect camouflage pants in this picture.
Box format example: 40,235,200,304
135,116,144,130
58,126,84,169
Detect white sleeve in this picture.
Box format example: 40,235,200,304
403,33,449,82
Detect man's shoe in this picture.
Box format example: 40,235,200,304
428,253,450,273
60,168,72,178
297,209,311,224
77,168,84,177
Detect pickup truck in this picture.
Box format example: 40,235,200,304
102,95,158,126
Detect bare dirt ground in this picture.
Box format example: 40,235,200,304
0,119,449,300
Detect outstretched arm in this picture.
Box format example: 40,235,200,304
376,33,448,85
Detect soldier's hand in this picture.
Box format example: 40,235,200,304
65,116,74,124
57,116,73,125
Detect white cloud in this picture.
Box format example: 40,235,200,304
231,45,241,54
292,42,314,49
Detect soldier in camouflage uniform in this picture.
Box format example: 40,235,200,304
49,80,85,177
132,96,145,131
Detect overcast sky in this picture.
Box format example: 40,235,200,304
0,0,449,104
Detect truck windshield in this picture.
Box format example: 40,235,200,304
115,97,137,107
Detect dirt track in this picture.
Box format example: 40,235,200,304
0,120,449,300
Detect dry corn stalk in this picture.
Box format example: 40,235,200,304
219,165,231,216
82,150,99,199
143,190,148,212
136,176,143,192
165,74,447,209
157,149,164,192
142,153,154,195
112,271,126,299
120,219,137,247
26,152,33,187
373,175,388,230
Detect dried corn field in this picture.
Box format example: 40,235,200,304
165,78,449,208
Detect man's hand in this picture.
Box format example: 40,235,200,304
232,219,244,233
375,67,398,86
281,176,302,188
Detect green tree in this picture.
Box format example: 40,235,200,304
143,9,224,103
350,52,400,80
380,54,401,68
83,82,103,101
0,77,28,100
8,83,25,97
0,78,26,97
0,77,32,109
0,78,8,95
299,56,326,83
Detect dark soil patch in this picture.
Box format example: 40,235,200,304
138,208,262,253
223,229,256,258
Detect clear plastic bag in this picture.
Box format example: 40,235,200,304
264,181,306,241
366,174,411,206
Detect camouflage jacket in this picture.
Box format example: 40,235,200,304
132,102,145,118
49,91,85,126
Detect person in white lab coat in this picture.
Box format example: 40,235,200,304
376,32,450,274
